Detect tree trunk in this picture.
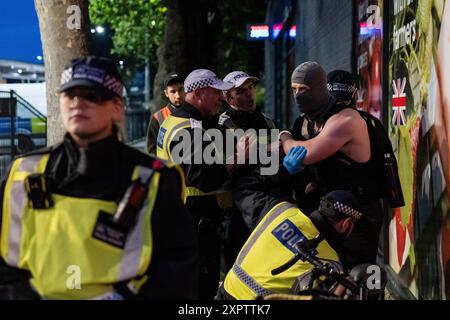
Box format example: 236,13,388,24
35,0,92,145
151,0,214,112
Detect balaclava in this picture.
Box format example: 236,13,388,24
291,61,331,121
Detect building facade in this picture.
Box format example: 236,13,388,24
0,60,45,84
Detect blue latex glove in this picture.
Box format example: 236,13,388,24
283,146,308,175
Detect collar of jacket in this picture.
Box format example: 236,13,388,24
174,102,203,121
63,133,119,178
167,102,178,113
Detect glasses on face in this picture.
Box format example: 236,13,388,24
63,87,115,103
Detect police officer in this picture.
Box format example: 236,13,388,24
217,71,277,271
219,71,275,132
217,186,366,300
146,72,185,154
156,69,238,299
0,57,198,300
279,62,384,265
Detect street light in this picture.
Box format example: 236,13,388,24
96,26,105,34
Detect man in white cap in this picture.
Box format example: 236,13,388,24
217,71,277,273
220,71,275,131
156,69,237,299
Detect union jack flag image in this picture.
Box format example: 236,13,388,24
392,78,407,126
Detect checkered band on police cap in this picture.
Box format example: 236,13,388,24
333,200,363,222
184,69,234,93
326,70,357,101
59,56,124,98
327,83,357,94
319,190,364,223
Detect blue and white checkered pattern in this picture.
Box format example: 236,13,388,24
334,201,362,222
185,77,218,93
60,64,123,97
184,69,233,93
327,82,357,94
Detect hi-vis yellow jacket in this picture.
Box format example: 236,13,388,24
156,114,229,203
0,153,161,300
223,202,342,300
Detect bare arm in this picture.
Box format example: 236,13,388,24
280,111,356,165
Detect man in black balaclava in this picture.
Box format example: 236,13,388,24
279,63,384,265
290,61,333,121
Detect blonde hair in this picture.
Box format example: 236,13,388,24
113,97,126,142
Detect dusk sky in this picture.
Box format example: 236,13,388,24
0,1,43,63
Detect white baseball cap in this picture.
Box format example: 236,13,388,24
223,71,259,88
184,69,234,93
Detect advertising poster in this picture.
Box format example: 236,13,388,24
388,0,449,299
355,0,384,119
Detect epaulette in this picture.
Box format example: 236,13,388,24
218,113,237,129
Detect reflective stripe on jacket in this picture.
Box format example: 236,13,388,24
156,115,223,199
153,106,173,126
0,153,160,299
223,202,341,300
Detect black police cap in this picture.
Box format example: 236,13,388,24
327,70,357,102
59,56,124,98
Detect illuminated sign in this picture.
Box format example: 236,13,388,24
273,24,283,38
359,22,381,36
289,25,297,38
247,24,297,40
247,25,270,40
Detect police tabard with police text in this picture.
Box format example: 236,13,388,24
217,187,367,300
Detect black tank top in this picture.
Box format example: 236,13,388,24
296,103,379,202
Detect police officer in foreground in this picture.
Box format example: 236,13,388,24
157,69,243,299
217,174,368,300
0,57,198,300
146,72,185,154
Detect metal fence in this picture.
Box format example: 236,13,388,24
125,107,149,143
0,90,47,179
0,91,148,179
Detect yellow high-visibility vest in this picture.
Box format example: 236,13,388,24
224,202,342,300
0,153,161,299
157,115,226,200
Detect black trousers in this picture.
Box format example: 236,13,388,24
187,196,223,300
